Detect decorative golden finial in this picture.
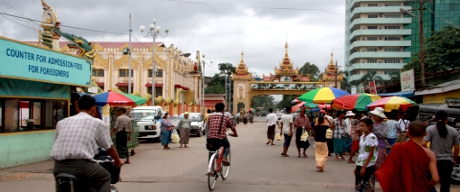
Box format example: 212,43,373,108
330,51,334,65
41,0,51,10
240,51,244,63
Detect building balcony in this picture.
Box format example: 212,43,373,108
348,74,392,82
349,63,406,70
351,6,412,16
349,18,412,30
349,0,409,8
349,29,411,40
349,40,411,50
349,52,411,60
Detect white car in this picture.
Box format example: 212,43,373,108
131,106,167,141
178,113,205,137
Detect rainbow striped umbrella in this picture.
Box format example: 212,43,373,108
332,93,381,111
298,87,350,104
367,96,417,112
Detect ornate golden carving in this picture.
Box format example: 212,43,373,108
93,53,108,68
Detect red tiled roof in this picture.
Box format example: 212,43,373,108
145,83,163,88
116,83,134,87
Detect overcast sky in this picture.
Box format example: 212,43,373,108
0,0,345,78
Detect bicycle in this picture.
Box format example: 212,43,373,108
207,144,231,191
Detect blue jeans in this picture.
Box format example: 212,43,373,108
208,138,231,160
284,134,293,147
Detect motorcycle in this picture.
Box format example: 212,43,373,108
55,149,121,192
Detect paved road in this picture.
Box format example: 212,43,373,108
1,116,459,191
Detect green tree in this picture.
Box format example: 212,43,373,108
218,63,236,74
404,26,460,74
388,71,400,84
359,70,384,90
276,95,298,109
251,95,275,110
340,70,352,92
298,62,320,81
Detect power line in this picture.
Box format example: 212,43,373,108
0,12,128,35
0,9,36,31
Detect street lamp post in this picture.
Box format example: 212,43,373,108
401,3,426,87
140,19,169,106
201,55,212,114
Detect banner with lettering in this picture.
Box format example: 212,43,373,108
400,69,415,92
369,80,377,94
0,37,92,86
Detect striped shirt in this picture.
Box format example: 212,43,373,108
50,112,113,162
208,112,234,139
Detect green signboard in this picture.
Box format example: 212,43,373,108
0,37,92,86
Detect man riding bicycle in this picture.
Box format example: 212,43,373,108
50,95,124,192
207,103,238,165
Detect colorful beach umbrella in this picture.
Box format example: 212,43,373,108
119,92,147,105
332,93,381,111
298,87,350,104
292,102,319,112
367,96,417,112
93,90,136,106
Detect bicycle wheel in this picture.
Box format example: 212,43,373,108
220,151,231,180
207,154,218,191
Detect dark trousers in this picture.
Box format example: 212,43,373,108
437,160,454,192
208,138,230,160
54,159,110,192
355,166,375,192
284,134,293,147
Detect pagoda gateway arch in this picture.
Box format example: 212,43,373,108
231,42,343,113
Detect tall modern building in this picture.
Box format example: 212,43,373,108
406,0,460,56
345,0,413,86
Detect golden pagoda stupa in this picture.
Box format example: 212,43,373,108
232,52,252,81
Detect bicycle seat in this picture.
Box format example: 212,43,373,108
56,173,77,181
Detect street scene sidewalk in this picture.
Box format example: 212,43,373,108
1,118,460,191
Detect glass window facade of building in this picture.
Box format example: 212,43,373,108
345,0,412,84
406,1,460,55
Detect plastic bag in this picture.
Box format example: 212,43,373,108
171,129,180,143
275,133,284,141
326,128,333,139
300,128,309,142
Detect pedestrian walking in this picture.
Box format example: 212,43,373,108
320,110,334,156
294,109,311,158
385,111,399,152
355,118,378,192
332,110,347,160
313,113,331,172
280,107,293,157
346,111,361,163
160,112,175,150
112,107,132,164
369,107,389,169
395,111,410,143
376,121,440,192
266,108,278,145
178,112,192,148
422,110,459,192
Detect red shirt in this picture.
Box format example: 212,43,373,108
208,113,235,139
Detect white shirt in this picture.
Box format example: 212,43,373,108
398,119,410,132
50,112,113,162
280,114,293,134
344,118,352,134
266,113,278,126
325,115,334,124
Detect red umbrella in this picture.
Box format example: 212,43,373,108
93,90,136,106
332,93,381,111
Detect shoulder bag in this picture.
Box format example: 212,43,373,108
206,114,225,151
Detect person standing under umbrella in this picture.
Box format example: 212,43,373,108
369,107,389,169
160,112,175,150
178,112,192,148
112,107,132,164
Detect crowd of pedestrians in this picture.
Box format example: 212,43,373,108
266,106,459,192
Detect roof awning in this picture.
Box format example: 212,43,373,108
174,84,190,90
204,100,224,107
115,83,134,87
96,82,104,86
378,91,414,97
415,80,460,96
145,83,163,88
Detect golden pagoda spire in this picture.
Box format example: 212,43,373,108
330,52,334,65
240,51,244,63
285,35,289,57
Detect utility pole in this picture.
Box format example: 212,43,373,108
419,0,426,88
128,13,132,94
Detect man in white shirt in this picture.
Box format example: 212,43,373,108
280,107,294,157
266,108,279,145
